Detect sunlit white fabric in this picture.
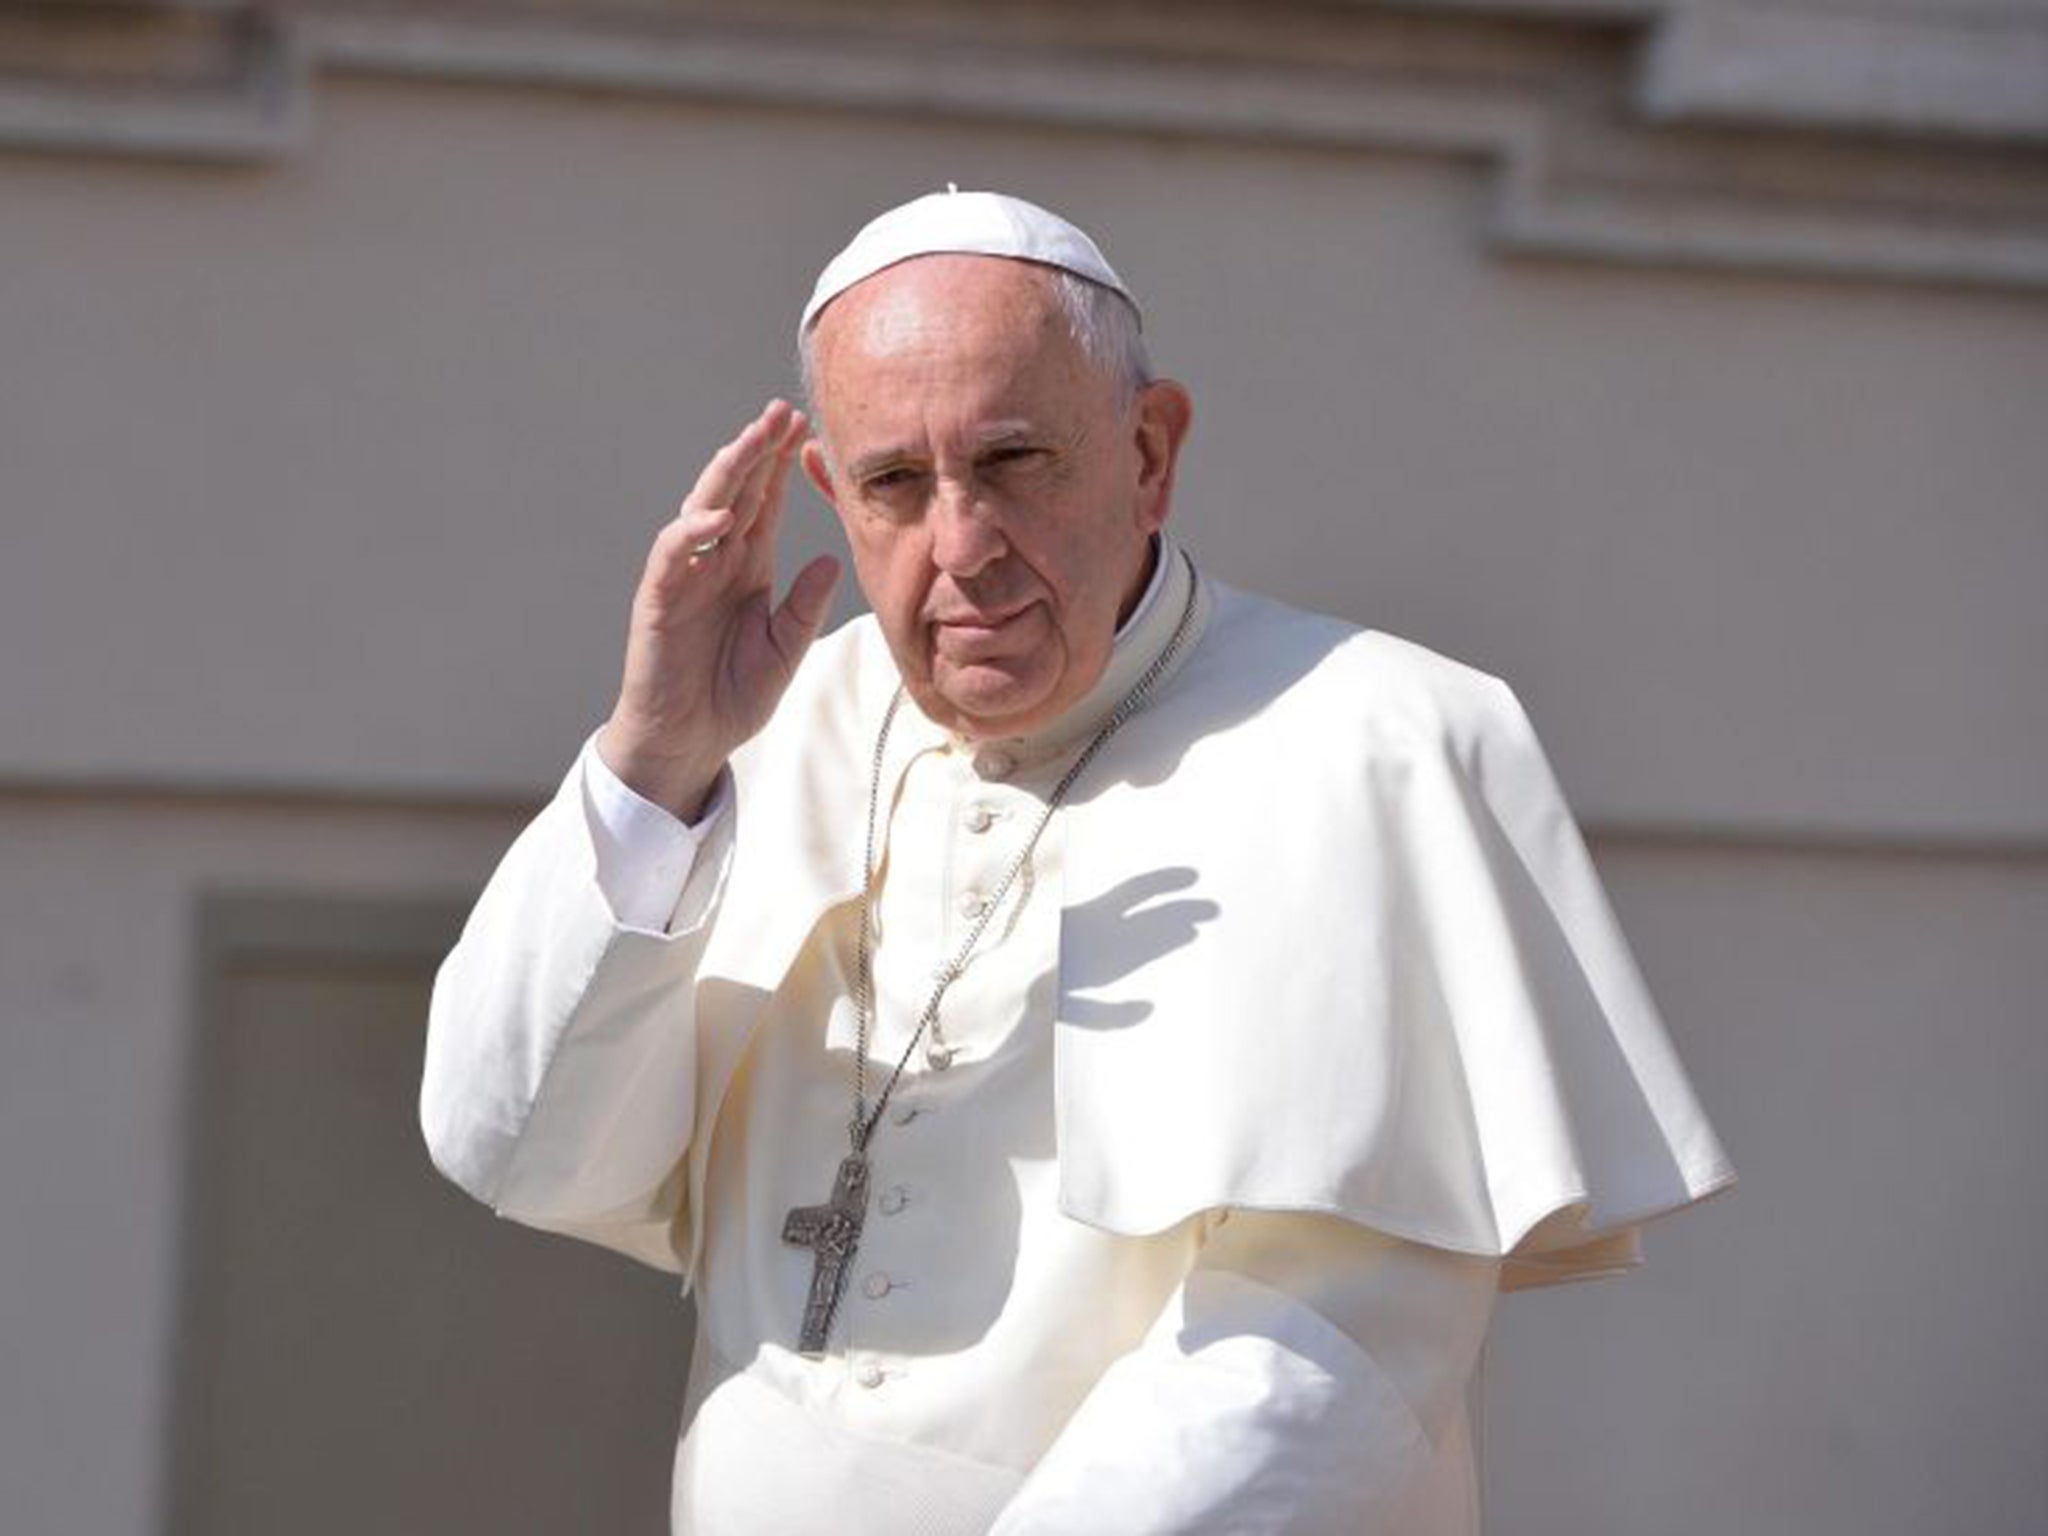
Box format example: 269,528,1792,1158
422,535,1732,1531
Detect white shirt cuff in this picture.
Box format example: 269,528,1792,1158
578,731,729,932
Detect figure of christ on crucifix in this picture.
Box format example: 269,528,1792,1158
781,1151,873,1354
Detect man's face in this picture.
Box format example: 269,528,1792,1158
801,255,1191,741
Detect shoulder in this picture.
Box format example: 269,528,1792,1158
1185,578,1530,766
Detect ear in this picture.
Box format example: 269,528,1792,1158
801,438,843,522
1131,379,1193,536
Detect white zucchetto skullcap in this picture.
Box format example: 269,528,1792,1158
800,186,1138,336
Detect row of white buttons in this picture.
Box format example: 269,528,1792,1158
950,789,1000,1015
850,744,1027,1393
853,1165,914,1387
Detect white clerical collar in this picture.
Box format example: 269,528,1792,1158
936,531,1193,770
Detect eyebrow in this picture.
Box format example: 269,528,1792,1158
845,421,1051,484
847,448,919,483
973,421,1042,450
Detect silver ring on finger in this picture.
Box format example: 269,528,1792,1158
688,535,724,556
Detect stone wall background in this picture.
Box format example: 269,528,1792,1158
2,5,2043,1531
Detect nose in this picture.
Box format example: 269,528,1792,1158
929,476,1006,580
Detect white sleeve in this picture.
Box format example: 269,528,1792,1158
988,1211,1499,1535
580,730,731,934
420,740,734,1273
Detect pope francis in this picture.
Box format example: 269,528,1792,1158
421,189,1734,1534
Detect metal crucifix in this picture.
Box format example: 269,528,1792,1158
781,1151,872,1354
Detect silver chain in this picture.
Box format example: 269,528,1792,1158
849,550,1201,1151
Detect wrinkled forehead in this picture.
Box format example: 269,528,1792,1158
804,257,1117,463
807,255,1080,395
823,252,1059,343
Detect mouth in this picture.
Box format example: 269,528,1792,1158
930,603,1039,651
932,599,1033,630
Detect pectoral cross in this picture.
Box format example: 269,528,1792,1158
781,1151,871,1354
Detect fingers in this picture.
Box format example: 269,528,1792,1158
671,401,806,561
685,399,801,525
732,406,804,524
687,399,791,512
748,408,805,551
648,401,811,604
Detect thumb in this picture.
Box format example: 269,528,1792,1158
768,554,842,666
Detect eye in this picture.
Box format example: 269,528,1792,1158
862,465,923,495
982,445,1046,472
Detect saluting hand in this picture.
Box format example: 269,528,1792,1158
598,399,841,821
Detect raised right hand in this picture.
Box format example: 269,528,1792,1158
597,398,841,820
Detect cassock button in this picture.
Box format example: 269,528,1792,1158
926,1043,957,1072
957,890,990,919
854,1362,885,1390
965,804,996,834
974,749,1016,781
879,1186,909,1215
862,1272,894,1300
891,1102,924,1126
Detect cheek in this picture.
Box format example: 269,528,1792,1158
849,533,933,640
1050,508,1134,609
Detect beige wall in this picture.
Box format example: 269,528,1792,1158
5,79,2044,836
1486,839,2048,1532
3,39,2044,1536
0,794,530,1532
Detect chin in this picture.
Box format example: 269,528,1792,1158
928,667,1065,739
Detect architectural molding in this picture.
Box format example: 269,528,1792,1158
0,3,304,160
4,772,2044,860
3,0,2044,290
1642,1,2048,144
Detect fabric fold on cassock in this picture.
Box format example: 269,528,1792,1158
986,1267,1437,1535
673,1355,1025,1535
620,557,1730,1292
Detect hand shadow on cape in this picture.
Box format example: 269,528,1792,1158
1053,589,1350,1029
707,597,1353,1360
1055,868,1217,1030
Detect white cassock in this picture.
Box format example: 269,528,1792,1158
422,538,1734,1533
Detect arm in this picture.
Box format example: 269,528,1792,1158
419,739,729,1269
420,398,839,1269
989,1211,1499,1534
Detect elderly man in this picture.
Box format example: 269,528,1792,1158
423,190,1732,1533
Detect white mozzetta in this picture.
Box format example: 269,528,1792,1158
671,553,1733,1283
427,541,1734,1276
423,538,1731,1526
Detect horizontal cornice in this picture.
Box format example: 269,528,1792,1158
3,0,2045,290
8,768,2046,862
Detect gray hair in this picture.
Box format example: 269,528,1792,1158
797,263,1152,424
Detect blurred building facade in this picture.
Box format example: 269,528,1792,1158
3,2,2045,1531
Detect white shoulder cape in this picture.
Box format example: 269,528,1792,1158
686,572,1733,1290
